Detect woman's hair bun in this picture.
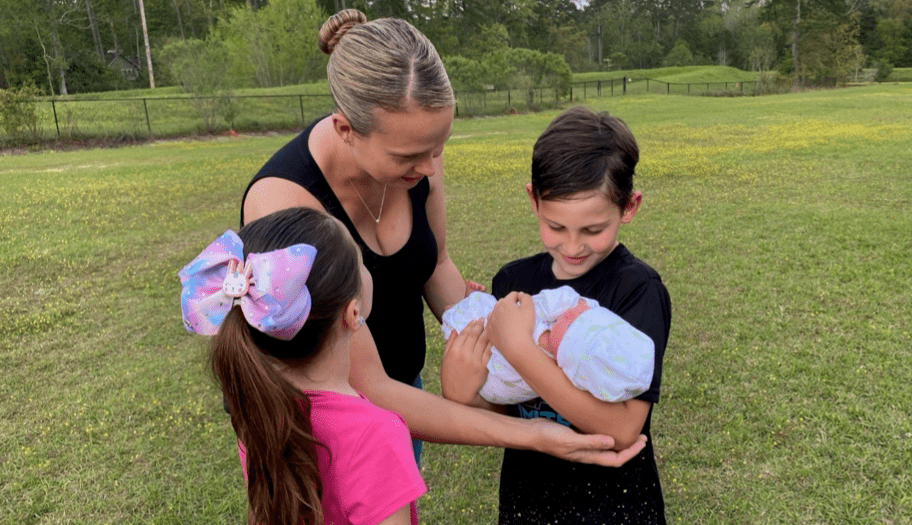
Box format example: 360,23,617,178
319,9,368,55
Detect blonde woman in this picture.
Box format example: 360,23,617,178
241,9,646,468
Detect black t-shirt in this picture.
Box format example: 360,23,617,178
241,119,438,384
492,244,671,525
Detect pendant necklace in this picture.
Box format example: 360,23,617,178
349,179,387,224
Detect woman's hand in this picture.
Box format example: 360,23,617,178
529,419,648,467
441,319,492,407
486,291,536,362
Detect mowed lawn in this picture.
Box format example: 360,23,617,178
1,84,910,524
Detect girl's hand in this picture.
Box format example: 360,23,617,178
486,291,536,362
529,419,648,467
441,319,492,407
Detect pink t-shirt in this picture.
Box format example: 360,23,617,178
238,390,426,525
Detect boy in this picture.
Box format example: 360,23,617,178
444,106,671,524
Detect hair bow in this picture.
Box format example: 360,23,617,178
178,230,318,341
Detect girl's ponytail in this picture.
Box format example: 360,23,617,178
183,207,362,525
211,308,323,525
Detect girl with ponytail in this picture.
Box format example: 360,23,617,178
180,207,425,525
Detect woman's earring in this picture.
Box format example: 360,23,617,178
358,316,365,326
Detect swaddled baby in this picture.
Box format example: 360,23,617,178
441,286,655,405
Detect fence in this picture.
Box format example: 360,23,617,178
452,86,564,117
22,93,337,142
570,77,760,99
3,77,763,145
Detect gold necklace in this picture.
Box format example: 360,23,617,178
348,179,387,224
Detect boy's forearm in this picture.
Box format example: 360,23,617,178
504,340,648,449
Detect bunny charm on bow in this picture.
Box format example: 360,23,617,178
222,259,253,299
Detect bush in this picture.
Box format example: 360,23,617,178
64,49,121,94
445,48,572,100
755,71,791,95
662,40,694,67
873,61,894,82
0,83,42,143
608,52,627,70
159,38,237,131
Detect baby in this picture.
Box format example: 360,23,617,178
442,286,655,405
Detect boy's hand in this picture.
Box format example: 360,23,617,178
441,319,492,407
487,291,536,362
464,279,487,296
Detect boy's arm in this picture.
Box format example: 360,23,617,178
486,292,650,450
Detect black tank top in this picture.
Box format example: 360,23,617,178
241,119,438,384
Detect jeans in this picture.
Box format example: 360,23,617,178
411,374,423,469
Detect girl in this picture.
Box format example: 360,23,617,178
180,207,425,525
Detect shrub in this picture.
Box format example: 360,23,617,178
874,61,894,82
755,71,791,95
0,83,42,143
159,38,237,131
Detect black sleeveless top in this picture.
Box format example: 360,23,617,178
241,119,438,384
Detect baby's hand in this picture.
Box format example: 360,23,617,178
487,292,536,361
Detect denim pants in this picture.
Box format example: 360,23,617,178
411,374,423,469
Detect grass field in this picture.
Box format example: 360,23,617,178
2,83,911,524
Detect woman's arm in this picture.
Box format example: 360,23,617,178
348,324,645,466
486,292,651,450
422,158,482,321
242,177,324,225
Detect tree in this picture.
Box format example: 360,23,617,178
137,0,154,88
662,39,694,67
216,0,326,87
758,0,857,83
160,37,234,128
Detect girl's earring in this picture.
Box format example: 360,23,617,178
358,316,365,326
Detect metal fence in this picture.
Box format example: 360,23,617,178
25,93,337,141
570,77,761,99
452,86,565,117
3,77,764,145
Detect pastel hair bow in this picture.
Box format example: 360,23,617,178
178,230,318,341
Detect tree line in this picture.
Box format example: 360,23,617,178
1,0,910,96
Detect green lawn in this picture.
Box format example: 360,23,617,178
2,83,910,524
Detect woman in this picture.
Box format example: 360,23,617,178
241,9,644,466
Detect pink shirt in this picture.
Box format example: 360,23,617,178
238,390,426,525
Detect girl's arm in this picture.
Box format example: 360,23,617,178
348,324,646,466
486,292,651,450
377,505,411,525
422,159,485,320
